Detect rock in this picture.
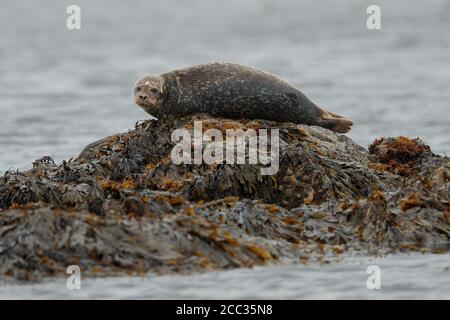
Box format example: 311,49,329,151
0,114,448,281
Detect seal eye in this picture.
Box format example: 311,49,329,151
150,88,159,95
135,86,142,93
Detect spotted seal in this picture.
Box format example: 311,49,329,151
133,62,353,133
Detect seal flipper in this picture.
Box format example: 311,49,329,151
326,111,347,119
317,107,353,133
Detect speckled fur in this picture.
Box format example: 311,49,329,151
135,63,352,132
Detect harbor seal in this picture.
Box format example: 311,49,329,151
133,63,353,133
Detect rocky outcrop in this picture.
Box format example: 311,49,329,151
0,114,448,281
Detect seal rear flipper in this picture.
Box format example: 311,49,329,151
317,108,353,133
321,117,353,133
326,111,347,119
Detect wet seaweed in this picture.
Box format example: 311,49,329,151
0,115,448,281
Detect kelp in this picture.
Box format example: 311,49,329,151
0,114,448,281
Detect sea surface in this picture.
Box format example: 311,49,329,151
0,0,449,299
0,253,449,299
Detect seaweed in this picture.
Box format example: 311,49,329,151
368,136,432,176
0,114,448,281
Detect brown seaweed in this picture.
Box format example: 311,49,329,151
0,114,448,281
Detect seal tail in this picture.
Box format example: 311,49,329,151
316,107,353,133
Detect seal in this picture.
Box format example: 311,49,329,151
133,63,353,133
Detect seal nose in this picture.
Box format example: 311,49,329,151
139,95,147,100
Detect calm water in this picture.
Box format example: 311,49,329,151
1,253,449,299
0,0,449,173
0,0,449,298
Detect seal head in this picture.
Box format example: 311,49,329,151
133,75,166,117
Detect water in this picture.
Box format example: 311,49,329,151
1,253,449,299
0,0,449,298
0,0,449,173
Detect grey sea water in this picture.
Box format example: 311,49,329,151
1,253,449,299
0,0,449,298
